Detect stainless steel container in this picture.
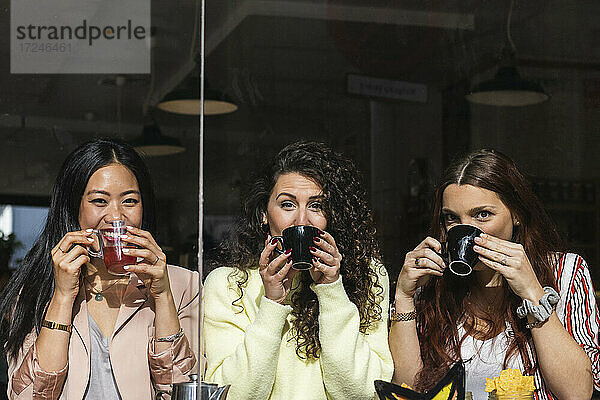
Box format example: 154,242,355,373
172,374,198,400
155,375,230,400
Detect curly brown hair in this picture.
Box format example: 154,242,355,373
212,140,384,359
414,149,565,390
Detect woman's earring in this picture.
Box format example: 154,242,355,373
514,220,520,226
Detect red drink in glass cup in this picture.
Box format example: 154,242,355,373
88,221,136,275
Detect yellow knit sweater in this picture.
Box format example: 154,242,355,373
203,264,393,400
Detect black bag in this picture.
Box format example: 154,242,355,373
375,362,465,400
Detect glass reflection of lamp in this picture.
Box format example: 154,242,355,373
131,118,185,157
131,25,187,156
156,75,237,116
465,0,549,106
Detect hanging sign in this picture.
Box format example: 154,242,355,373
347,73,427,103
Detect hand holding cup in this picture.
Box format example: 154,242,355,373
259,235,295,304
51,229,95,302
107,225,170,299
396,237,447,301
308,229,341,285
472,233,544,301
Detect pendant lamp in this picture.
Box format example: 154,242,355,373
157,75,238,116
131,121,185,156
465,0,549,106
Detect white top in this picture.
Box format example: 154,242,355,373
453,253,600,399
460,328,521,400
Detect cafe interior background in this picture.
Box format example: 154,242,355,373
0,0,599,397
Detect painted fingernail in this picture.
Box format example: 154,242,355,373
126,225,134,230
313,256,319,262
120,234,128,239
271,238,278,245
309,246,316,252
313,237,320,242
480,233,488,238
123,265,130,270
87,238,95,242
287,258,292,264
285,248,292,255
318,229,324,235
122,248,130,253
85,229,94,233
473,245,481,251
474,237,482,243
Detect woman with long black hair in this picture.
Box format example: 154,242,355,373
203,140,393,400
0,138,198,399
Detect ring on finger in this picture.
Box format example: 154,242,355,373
415,257,420,266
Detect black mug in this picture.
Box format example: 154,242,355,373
273,225,319,270
445,224,484,276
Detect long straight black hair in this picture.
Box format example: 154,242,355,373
0,137,156,359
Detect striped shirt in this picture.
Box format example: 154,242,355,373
459,253,600,399
532,253,600,399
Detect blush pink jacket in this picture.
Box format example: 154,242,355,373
7,265,199,400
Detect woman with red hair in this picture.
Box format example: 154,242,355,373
390,149,600,399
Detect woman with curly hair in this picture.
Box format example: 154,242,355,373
389,149,600,399
203,140,393,399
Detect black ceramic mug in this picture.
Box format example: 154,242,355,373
273,225,320,270
445,224,484,276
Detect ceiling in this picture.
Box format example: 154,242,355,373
0,0,198,134
0,0,598,247
199,0,600,216
199,0,599,156
205,0,599,93
0,0,597,140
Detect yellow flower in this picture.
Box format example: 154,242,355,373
485,369,535,394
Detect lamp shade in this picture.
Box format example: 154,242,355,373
156,76,237,116
465,66,549,106
131,123,185,156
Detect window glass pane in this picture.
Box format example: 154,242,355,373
204,1,600,286
0,205,48,268
0,1,201,394
1,1,200,275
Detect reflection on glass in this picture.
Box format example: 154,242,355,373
0,0,201,396
204,0,600,397
205,0,600,284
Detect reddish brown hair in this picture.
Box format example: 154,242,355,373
415,149,564,390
